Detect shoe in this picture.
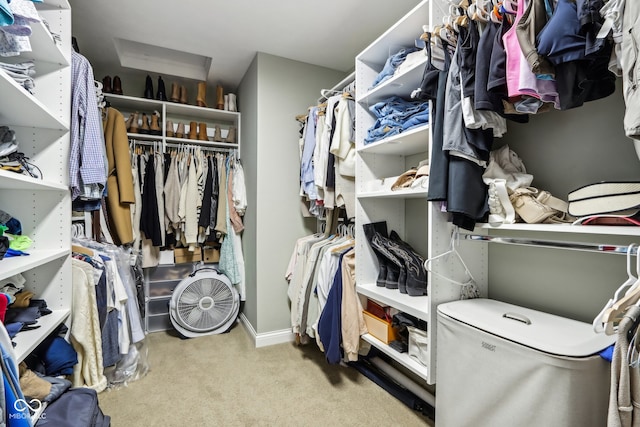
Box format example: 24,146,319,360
149,111,162,136
387,231,427,296
175,122,185,138
128,112,139,134
170,83,180,102
112,76,123,95
140,113,150,134
125,113,134,132
228,93,237,112
180,85,188,104
196,82,207,107
216,85,224,110
363,222,390,287
197,122,208,141
224,126,236,144
188,121,198,140
212,125,222,142
156,76,168,101
371,231,405,290
144,75,153,99
165,120,175,138
102,76,112,93
224,94,229,111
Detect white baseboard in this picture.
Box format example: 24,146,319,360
238,313,295,348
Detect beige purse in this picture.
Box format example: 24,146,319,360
509,187,573,224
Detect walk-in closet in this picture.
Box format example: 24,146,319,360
2,0,640,425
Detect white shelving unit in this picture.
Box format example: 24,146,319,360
354,0,459,387
0,1,72,362
105,93,241,156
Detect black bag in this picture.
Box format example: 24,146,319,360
36,388,110,427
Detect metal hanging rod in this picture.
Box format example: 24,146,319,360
461,233,639,255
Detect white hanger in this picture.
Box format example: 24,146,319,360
424,227,480,299
602,245,640,335
593,243,637,333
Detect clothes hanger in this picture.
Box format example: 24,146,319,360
603,248,640,335
593,243,637,333
424,227,481,299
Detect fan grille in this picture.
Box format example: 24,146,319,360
175,277,235,332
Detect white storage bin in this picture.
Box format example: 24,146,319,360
436,298,615,427
406,326,428,366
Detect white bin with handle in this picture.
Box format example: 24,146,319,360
436,298,615,427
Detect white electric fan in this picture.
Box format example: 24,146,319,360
169,267,239,337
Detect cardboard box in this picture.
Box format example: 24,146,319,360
174,247,201,264
203,247,220,263
363,310,399,344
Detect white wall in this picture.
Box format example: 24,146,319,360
239,52,346,334
487,81,640,323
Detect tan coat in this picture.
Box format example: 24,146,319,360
103,107,134,245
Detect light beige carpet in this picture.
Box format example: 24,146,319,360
98,323,434,426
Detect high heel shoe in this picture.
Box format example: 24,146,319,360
170,83,180,103
212,125,222,142
197,122,208,141
175,122,185,138
166,120,175,138
188,121,198,140
180,85,188,104
128,112,139,134
224,127,236,144
216,85,224,110
196,82,207,107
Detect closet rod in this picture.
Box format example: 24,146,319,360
461,233,639,255
165,142,237,153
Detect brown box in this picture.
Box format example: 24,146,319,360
203,248,220,263
363,310,399,344
174,247,201,264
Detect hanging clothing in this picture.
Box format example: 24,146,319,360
103,107,135,245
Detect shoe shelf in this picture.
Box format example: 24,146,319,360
12,309,71,363
362,333,429,380
357,282,429,321
355,0,448,387
165,136,238,150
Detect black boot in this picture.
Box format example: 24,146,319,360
156,76,168,101
369,229,406,290
363,222,390,287
144,75,153,99
388,231,427,296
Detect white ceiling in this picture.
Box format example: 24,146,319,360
69,0,421,91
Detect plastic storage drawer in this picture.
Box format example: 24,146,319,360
436,298,615,427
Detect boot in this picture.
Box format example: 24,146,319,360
228,93,237,112
188,121,198,140
102,76,112,93
149,111,161,136
125,113,134,132
139,113,150,134
224,94,229,111
156,76,168,101
388,230,427,296
143,75,153,99
175,122,185,138
216,85,224,110
363,222,394,288
224,126,236,144
197,122,208,141
180,85,188,104
170,83,180,102
196,82,207,107
212,125,222,142
165,120,175,137
128,112,140,134
112,76,123,95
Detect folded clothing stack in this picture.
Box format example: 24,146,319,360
364,96,429,144
0,60,35,93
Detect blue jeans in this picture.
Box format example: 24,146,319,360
369,48,418,89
